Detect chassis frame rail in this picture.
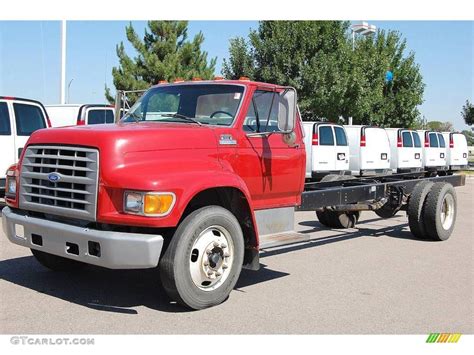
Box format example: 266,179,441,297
297,173,466,211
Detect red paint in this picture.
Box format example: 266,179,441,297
8,80,306,247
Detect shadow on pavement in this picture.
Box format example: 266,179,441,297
0,255,289,314
0,215,423,314
262,221,425,259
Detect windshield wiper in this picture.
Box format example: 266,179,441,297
160,113,203,126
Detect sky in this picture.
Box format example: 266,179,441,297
0,21,472,130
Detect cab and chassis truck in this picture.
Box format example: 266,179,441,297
2,79,465,310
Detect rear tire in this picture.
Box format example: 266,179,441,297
159,206,244,310
329,211,360,228
422,182,457,241
407,181,434,239
316,210,331,227
374,204,401,218
316,174,360,229
31,249,86,272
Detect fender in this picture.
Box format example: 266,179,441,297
97,151,259,243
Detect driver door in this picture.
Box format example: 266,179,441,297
233,89,305,209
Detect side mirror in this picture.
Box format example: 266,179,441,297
277,88,297,133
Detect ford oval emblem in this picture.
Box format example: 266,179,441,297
48,172,61,183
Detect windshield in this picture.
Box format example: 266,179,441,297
122,84,245,126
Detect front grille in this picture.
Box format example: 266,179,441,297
19,145,99,221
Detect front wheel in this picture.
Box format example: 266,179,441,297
159,206,244,310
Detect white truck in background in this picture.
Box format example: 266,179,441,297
417,130,448,175
0,96,50,200
385,128,423,173
46,104,116,127
344,125,391,176
302,122,350,180
442,132,469,172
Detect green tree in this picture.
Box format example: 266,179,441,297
461,130,474,145
223,21,425,127
426,120,453,132
105,21,216,104
222,37,254,80
223,21,352,122
351,30,425,127
461,100,474,125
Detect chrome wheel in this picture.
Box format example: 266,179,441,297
189,225,234,291
440,194,455,230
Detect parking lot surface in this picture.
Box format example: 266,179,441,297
0,180,472,334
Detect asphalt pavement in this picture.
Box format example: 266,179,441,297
0,180,472,334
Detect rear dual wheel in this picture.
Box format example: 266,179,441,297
408,181,457,241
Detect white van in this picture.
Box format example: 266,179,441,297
0,96,50,199
344,125,391,176
442,132,469,171
417,130,448,173
45,104,115,127
385,128,423,173
302,122,350,180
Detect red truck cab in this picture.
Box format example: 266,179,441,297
3,79,305,309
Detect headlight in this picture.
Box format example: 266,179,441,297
124,191,175,216
124,191,143,213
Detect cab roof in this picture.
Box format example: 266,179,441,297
150,78,286,90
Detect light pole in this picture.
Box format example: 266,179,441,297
60,20,67,104
67,79,74,104
351,21,377,50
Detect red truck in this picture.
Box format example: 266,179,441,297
2,79,465,310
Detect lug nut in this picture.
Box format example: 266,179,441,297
203,261,209,266
207,271,214,277
206,249,212,255
213,241,220,247
222,264,228,269
221,243,227,249
215,272,222,277
224,253,230,258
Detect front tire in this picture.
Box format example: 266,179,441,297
31,249,86,271
159,206,244,310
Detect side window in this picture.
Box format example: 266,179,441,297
0,102,11,135
87,109,114,125
402,131,413,147
412,132,421,147
334,126,347,146
243,91,279,133
429,133,439,148
13,103,47,136
438,134,446,148
319,126,335,146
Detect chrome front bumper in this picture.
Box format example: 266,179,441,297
2,207,163,269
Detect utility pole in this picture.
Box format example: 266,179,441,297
60,20,67,104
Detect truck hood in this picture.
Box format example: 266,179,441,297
26,122,218,154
